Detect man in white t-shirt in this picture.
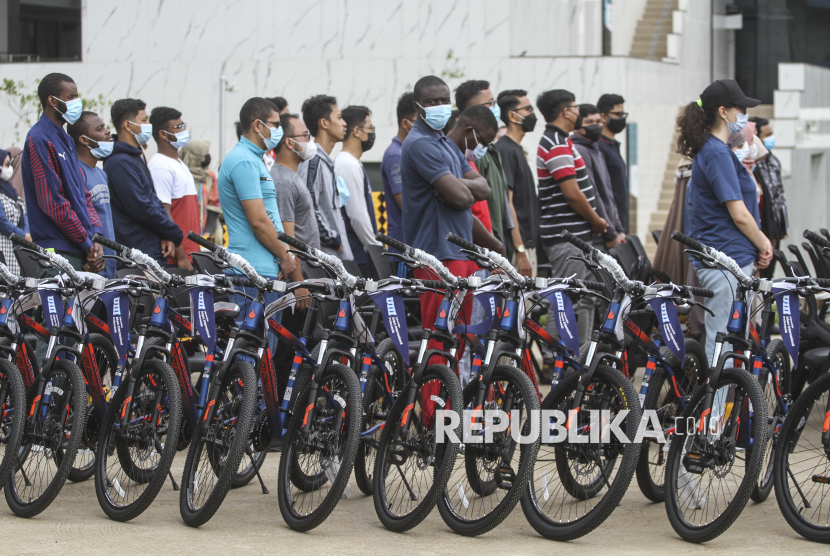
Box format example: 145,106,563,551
335,105,381,277
148,106,200,270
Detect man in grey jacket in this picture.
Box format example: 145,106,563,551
297,94,353,261
572,104,626,250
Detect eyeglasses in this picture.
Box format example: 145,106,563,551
289,131,311,139
607,111,629,118
170,122,187,131
253,119,281,128
359,125,376,133
515,104,534,113
479,100,497,108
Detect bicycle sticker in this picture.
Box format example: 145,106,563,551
190,287,217,352
100,291,130,367
542,286,579,356
773,283,799,368
646,291,684,361
370,291,409,365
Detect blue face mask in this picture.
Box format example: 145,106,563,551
490,103,501,123
84,136,114,159
129,121,153,145
465,129,488,161
164,129,190,149
733,144,749,163
763,135,775,150
335,175,350,208
258,120,284,150
417,102,452,131
725,109,748,135
53,96,83,125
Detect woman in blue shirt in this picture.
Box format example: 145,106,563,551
0,149,29,275
678,80,772,362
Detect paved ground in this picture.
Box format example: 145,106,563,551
1,450,826,556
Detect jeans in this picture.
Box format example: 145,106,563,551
227,273,284,358
694,263,756,366
542,241,598,361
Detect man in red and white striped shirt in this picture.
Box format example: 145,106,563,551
536,89,607,382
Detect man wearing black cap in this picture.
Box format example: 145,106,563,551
677,79,772,363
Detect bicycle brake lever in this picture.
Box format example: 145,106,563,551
566,255,601,271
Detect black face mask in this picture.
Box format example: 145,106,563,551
361,132,376,152
606,116,627,134
516,112,537,133
582,124,603,143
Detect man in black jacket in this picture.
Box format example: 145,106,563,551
104,98,183,265
597,93,629,233
571,104,625,250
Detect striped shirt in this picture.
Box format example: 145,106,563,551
536,124,597,244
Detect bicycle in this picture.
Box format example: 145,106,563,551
663,231,771,542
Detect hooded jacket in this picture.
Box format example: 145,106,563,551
572,134,622,244
103,141,183,262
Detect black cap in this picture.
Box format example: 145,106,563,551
700,79,760,110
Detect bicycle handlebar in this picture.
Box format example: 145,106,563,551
276,232,359,289
561,230,636,292
445,233,528,286
375,232,458,287
670,231,753,288
12,233,90,287
187,232,270,290
94,233,178,286
804,229,830,249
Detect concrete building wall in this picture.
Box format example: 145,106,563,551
0,0,724,239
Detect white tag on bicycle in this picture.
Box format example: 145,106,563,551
542,470,550,501
112,477,126,498
457,481,470,508
333,394,347,409
430,395,445,408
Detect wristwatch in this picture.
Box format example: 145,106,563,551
516,245,526,254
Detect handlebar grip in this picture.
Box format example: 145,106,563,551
560,230,592,254
582,281,607,292
814,278,830,288
93,233,125,254
670,230,708,252
9,233,45,254
187,231,219,252
688,286,715,299
276,231,309,253
227,276,255,288
375,232,409,253
804,229,830,249
445,233,481,253
417,280,447,290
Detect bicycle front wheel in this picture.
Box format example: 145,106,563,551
180,361,257,527
373,364,462,532
277,362,361,531
4,359,87,517
94,358,181,521
437,364,540,536
664,367,767,543
520,365,641,541
773,371,830,543
0,359,25,489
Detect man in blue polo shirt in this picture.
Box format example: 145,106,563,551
401,75,490,332
381,92,416,257
218,97,303,352
21,72,103,273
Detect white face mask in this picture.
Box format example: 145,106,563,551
291,138,317,161
0,165,12,181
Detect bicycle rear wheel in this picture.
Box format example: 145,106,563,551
94,359,181,521
751,339,790,503
4,359,87,517
773,371,830,543
70,333,118,483
373,364,462,532
180,361,257,527
0,360,25,489
664,368,766,543
355,338,405,496
438,364,540,536
520,365,641,541
636,339,706,502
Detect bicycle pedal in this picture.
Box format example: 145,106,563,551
495,465,516,490
682,452,705,474
812,475,830,484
